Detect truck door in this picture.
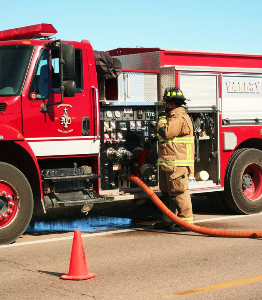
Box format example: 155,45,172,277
22,47,99,157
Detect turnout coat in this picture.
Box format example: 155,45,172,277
157,107,194,177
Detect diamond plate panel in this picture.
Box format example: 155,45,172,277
118,72,158,102
115,51,161,70
158,67,176,101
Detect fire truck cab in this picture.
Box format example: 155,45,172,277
1,23,262,245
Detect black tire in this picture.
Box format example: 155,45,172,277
206,191,232,214
224,148,262,214
0,162,33,245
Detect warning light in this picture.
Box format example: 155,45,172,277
0,24,57,41
30,92,37,100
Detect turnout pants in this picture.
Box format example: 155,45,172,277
159,166,193,225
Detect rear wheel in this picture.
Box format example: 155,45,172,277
0,162,33,245
224,148,262,214
206,191,232,214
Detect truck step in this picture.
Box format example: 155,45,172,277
43,173,102,182
43,190,111,209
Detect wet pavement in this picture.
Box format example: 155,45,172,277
27,198,161,234
27,196,215,234
26,216,133,233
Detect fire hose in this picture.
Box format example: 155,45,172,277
127,174,262,238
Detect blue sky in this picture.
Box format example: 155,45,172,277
1,0,262,53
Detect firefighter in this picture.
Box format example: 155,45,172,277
155,87,194,232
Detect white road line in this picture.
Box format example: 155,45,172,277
1,213,262,248
0,229,136,248
194,212,262,223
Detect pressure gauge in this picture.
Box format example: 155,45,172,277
111,132,116,140
114,110,121,118
117,132,123,140
130,121,136,130
104,133,110,141
104,121,110,131
106,110,113,118
110,121,116,130
137,121,142,128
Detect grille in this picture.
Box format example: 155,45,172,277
0,103,6,112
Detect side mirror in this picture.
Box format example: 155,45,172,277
61,43,75,80
40,41,76,113
60,43,76,99
64,80,76,97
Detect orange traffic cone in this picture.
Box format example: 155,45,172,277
61,230,97,280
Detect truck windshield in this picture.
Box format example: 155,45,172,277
0,45,33,96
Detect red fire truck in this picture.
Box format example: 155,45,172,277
1,23,262,245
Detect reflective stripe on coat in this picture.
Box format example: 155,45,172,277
157,107,194,176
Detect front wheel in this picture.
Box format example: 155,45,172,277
0,163,33,245
224,148,262,214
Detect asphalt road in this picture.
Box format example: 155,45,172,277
1,196,262,300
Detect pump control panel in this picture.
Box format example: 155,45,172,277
100,106,158,190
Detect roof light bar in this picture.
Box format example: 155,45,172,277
0,23,57,41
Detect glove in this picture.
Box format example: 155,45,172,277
158,115,167,127
158,108,167,118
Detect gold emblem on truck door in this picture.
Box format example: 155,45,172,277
60,107,71,129
57,104,74,133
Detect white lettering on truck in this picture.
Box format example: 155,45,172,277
225,81,261,93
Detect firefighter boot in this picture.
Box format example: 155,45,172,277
167,224,190,232
166,196,191,232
